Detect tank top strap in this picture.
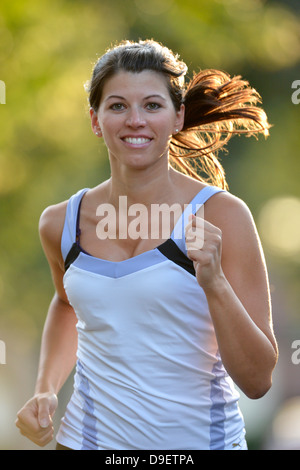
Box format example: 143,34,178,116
61,188,89,261
171,185,225,255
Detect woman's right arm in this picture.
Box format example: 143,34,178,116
16,202,78,447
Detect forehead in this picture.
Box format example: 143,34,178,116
101,70,170,101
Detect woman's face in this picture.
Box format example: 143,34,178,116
90,70,185,171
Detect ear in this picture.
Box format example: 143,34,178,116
174,104,185,134
90,107,102,137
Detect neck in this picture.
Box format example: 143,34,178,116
107,157,177,207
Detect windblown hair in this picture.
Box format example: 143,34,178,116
87,39,270,189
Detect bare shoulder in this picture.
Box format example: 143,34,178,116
204,189,256,236
203,189,264,273
39,200,69,268
39,200,68,244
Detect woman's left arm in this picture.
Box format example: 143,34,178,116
185,192,278,399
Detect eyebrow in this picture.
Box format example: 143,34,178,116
104,94,167,102
104,95,125,102
144,94,167,101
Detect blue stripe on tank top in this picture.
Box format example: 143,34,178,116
70,247,169,279
209,358,226,450
61,188,89,261
171,186,224,255
77,360,98,450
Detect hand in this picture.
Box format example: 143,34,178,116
185,214,224,290
16,392,58,447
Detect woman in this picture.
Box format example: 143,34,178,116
16,39,278,450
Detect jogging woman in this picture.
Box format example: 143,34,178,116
16,39,278,450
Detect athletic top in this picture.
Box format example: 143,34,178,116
56,185,246,450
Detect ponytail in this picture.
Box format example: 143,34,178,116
170,70,270,189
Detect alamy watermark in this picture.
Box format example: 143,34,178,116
0,80,5,104
0,340,6,364
291,80,300,105
95,197,205,250
291,340,300,365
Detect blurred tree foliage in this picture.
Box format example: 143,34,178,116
0,0,300,338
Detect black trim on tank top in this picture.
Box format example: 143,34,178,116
157,238,195,276
64,196,88,271
64,242,81,271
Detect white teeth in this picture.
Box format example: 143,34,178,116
124,137,151,144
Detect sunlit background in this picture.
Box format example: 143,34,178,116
1,0,300,450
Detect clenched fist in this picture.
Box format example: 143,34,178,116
185,213,224,290
16,392,58,447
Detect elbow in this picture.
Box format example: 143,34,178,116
240,376,273,400
244,382,272,400
241,349,278,400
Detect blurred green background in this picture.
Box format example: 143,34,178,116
1,0,300,450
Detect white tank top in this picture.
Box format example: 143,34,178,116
56,185,246,450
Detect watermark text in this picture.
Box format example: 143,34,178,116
291,340,300,365
95,197,204,250
0,80,6,104
104,453,194,466
291,80,300,105
0,340,6,364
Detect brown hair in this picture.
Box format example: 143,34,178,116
87,39,270,189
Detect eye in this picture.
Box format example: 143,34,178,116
110,103,126,111
146,102,161,111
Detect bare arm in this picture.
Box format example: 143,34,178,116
35,293,78,396
16,202,78,446
186,192,278,399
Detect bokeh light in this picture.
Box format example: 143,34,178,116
258,197,300,261
270,396,300,450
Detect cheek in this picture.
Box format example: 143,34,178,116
152,115,175,137
99,115,114,132
98,118,120,143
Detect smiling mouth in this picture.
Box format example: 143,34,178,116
122,137,152,145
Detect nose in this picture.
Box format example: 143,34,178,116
125,106,146,128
